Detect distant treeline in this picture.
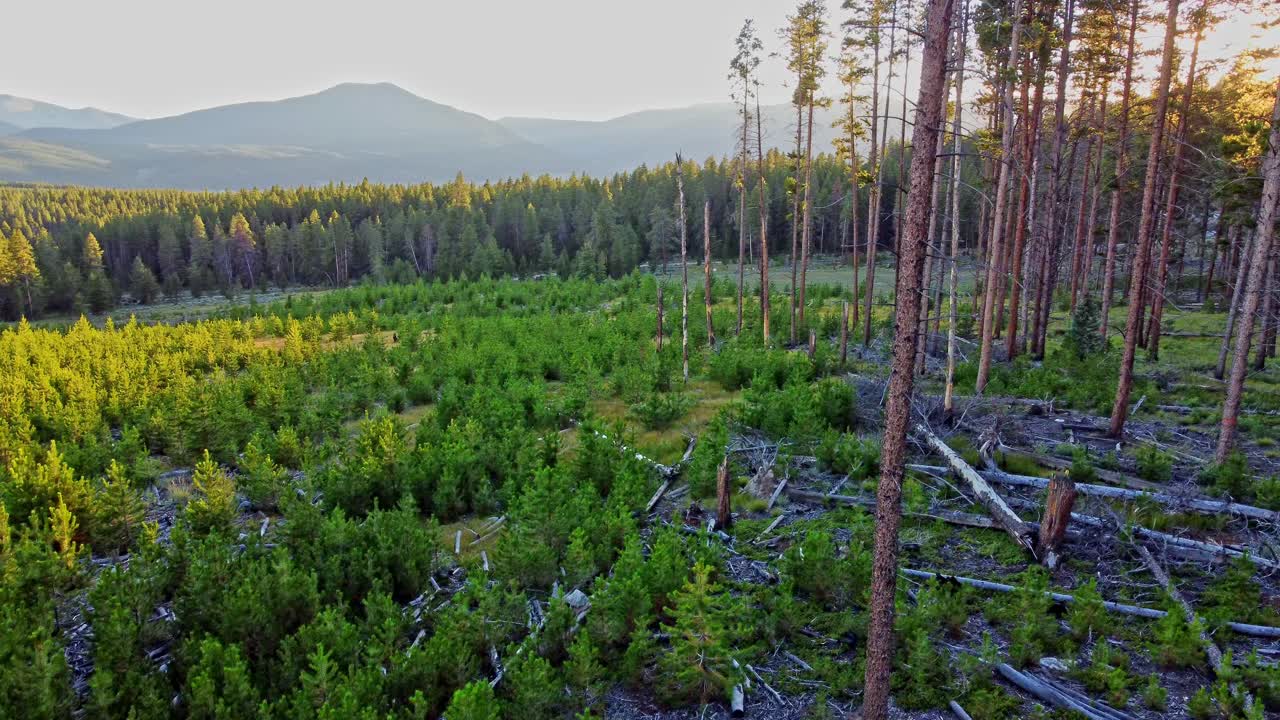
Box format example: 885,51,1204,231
0,143,982,320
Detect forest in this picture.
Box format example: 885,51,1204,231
3,0,1280,718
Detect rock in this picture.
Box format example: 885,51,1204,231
1038,657,1070,673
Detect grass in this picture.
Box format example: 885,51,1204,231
587,378,742,465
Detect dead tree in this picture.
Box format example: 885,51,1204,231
704,199,715,348
715,457,732,531
944,1,968,415
676,154,690,382
974,0,1024,393
1145,20,1202,360
1218,78,1280,461
1038,473,1076,570
755,81,771,347
1110,0,1180,438
657,285,664,351
1215,226,1250,380
862,3,955,717
1098,0,1141,340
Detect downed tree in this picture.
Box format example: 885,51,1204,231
901,568,1280,638
995,663,1134,720
907,463,1279,524
914,424,1037,556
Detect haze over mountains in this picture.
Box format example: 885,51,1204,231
0,83,851,190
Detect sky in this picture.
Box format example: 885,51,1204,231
2,0,1278,122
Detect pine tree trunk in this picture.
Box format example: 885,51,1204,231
704,200,716,348
1218,80,1280,460
944,2,968,416
862,2,955,717
657,285,664,352
799,91,817,336
1215,226,1250,380
790,103,803,345
1147,27,1202,361
1110,0,1180,438
1099,0,1141,340
863,28,885,348
756,87,771,347
715,457,732,530
738,93,749,336
916,126,948,375
1254,247,1278,370
1006,45,1046,360
676,156,690,383
975,0,1024,393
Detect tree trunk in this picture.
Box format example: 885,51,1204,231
704,200,716,348
1109,0,1180,439
738,91,749,336
1098,0,1140,339
790,103,803,345
1219,82,1280,460
715,457,732,530
916,127,948,375
756,85,771,347
975,0,1025,393
862,2,955,717
799,90,817,336
944,2,968,416
1147,27,1202,361
1038,474,1076,570
657,285,664,352
863,26,885,348
1215,226,1250,380
676,156,690,382
1006,44,1047,360
1254,246,1278,370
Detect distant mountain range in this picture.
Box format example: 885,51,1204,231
0,83,868,190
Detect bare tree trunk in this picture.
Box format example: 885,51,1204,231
738,91,749,336
1099,0,1141,339
841,301,850,363
916,125,947,375
1215,226,1250,380
676,155,690,383
863,22,885,348
715,457,732,530
1110,0,1180,438
790,103,803,345
756,85,771,347
1007,45,1046,360
849,126,862,333
799,86,818,336
1147,26,1202,361
704,199,716,348
975,0,1024,393
944,1,968,416
862,2,954,717
1257,249,1279,369
657,284,664,352
1038,473,1076,570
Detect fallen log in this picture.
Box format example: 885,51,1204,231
914,424,1037,557
901,568,1280,638
998,495,1279,570
998,450,1162,492
731,684,745,717
908,463,1279,524
995,663,1133,720
783,487,1075,538
766,473,789,512
948,701,973,720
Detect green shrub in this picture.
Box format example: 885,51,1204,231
1151,598,1206,669
1066,578,1111,642
1135,444,1174,483
186,450,238,535
1141,675,1168,711
444,681,501,720
628,391,693,430
658,563,740,706
1200,452,1250,499
815,431,880,480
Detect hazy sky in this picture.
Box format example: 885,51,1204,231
3,0,1278,122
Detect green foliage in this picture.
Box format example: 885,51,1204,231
988,567,1061,668
1074,642,1132,708
1063,293,1106,360
628,391,694,430
1141,674,1168,711
687,415,729,498
815,431,880,480
1200,451,1251,500
1068,447,1098,485
1066,578,1111,642
238,435,289,511
658,563,739,706
1134,444,1174,483
1150,597,1206,669
444,681,501,720
187,449,238,535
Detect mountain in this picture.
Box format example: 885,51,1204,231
0,84,890,189
2,83,563,189
0,95,136,130
498,102,850,176
0,120,19,137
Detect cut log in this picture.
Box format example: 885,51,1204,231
766,472,789,512
454,530,462,555
999,449,1162,492
731,684,745,717
716,457,732,530
1038,474,1077,569
752,515,786,544
901,568,1280,638
949,701,973,720
646,478,673,514
907,463,1279,524
914,424,1037,556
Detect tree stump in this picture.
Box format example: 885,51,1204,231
1038,473,1076,569
715,457,732,530
808,330,817,359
